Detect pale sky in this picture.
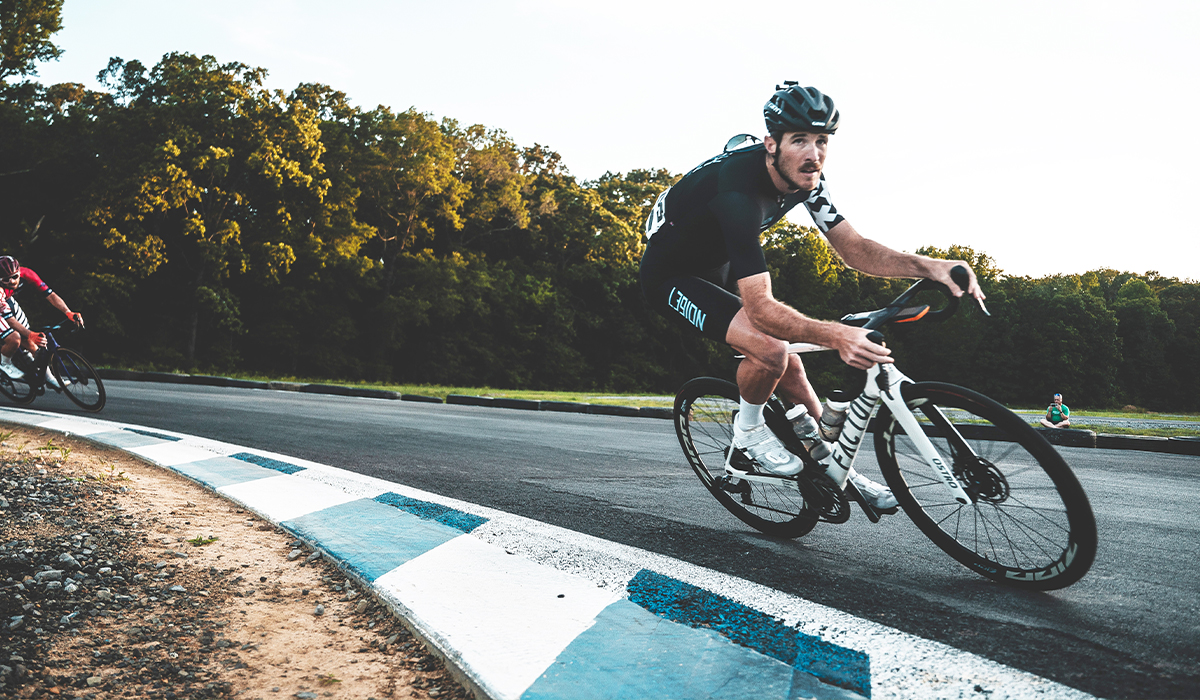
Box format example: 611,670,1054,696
28,0,1200,280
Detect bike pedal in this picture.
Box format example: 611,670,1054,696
845,481,883,523
723,446,757,475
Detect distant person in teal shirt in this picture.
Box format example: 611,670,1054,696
1041,393,1071,428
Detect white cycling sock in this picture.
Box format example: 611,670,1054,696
736,399,765,431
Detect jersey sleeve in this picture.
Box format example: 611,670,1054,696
20,268,53,297
803,177,845,233
709,191,769,282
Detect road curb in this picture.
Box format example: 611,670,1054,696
0,407,1098,700
93,368,1198,454
1035,427,1098,448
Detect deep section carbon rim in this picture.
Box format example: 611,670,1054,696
0,371,36,405
875,382,1096,589
674,377,816,539
51,348,106,412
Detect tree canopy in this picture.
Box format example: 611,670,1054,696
0,0,62,83
1,20,1197,410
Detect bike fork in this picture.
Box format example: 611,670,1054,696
875,365,975,505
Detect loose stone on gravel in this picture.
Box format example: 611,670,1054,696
0,424,471,700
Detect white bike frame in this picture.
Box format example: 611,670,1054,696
738,343,975,506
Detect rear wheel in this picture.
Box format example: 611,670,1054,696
875,382,1096,589
50,348,105,412
674,377,817,538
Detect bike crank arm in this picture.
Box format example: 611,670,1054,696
879,390,975,505
721,469,799,487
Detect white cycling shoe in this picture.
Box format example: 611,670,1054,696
0,360,24,380
39,367,73,388
847,468,899,510
727,423,804,477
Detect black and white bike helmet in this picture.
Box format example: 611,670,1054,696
764,82,839,134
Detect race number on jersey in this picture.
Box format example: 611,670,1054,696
644,187,671,240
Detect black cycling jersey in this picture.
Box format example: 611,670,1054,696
639,142,844,342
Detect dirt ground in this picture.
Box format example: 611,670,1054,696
0,424,473,700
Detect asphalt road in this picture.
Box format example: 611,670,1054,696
20,381,1200,699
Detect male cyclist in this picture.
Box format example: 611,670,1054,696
639,82,986,509
0,255,84,381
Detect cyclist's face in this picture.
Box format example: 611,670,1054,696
0,273,18,290
766,131,828,192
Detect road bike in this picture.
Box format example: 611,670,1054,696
0,321,106,412
673,267,1097,590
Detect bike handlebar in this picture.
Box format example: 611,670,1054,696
841,264,977,331
785,265,982,355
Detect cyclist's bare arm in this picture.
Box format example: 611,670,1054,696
6,316,30,337
46,293,83,327
736,273,891,370
823,220,987,303
4,316,46,349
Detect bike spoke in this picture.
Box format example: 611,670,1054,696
879,384,1094,587
675,380,816,539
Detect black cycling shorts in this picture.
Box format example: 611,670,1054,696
640,263,742,344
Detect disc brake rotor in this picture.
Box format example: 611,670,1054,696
954,458,1010,503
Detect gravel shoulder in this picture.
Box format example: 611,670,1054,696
0,424,471,700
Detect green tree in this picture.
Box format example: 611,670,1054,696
441,121,529,254
1113,277,1175,408
0,0,62,82
83,53,328,365
356,107,465,297
590,168,677,242
1159,281,1200,410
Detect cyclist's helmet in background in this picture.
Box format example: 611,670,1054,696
764,82,839,135
0,256,18,277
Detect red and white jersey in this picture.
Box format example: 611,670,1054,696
2,267,53,301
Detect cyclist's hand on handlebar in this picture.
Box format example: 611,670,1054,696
930,260,990,312
28,332,46,349
833,325,893,370
68,312,84,328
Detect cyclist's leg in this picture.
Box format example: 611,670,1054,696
0,325,18,361
728,313,821,415
646,275,810,476
725,309,786,404
644,275,742,345
776,353,821,417
7,300,36,353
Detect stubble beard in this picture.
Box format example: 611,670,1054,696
771,149,820,193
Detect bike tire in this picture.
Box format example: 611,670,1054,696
674,377,817,539
874,381,1096,590
50,348,106,412
0,371,37,405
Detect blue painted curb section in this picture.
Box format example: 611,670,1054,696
0,407,1097,700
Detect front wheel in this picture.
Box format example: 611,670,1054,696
674,377,817,539
50,348,106,412
875,382,1097,590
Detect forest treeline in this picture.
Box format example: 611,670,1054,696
1,9,1197,409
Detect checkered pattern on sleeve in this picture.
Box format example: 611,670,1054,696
804,179,845,233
